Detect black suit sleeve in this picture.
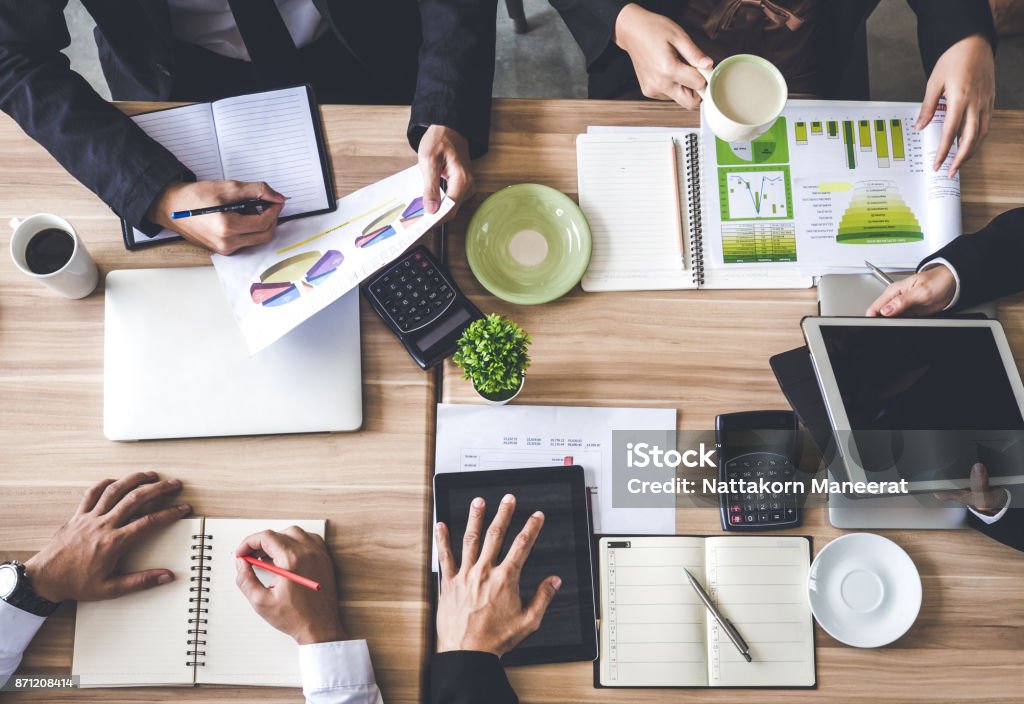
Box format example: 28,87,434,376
968,508,1023,551
429,651,518,704
409,0,499,159
905,0,997,73
548,0,630,68
0,1,193,234
920,208,1024,310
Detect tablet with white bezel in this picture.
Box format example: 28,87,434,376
802,316,1024,493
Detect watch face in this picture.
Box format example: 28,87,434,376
0,564,18,599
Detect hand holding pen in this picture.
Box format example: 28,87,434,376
146,179,287,256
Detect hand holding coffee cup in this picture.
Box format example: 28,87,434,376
696,54,788,144
9,214,99,299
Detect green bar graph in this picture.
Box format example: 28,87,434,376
890,119,905,160
795,122,808,144
858,120,872,151
874,120,889,167
827,121,839,138
843,121,856,169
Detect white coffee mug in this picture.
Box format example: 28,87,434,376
9,213,99,299
697,54,788,144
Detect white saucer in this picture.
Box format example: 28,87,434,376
808,533,922,648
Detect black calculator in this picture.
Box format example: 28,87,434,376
716,411,803,531
363,246,483,369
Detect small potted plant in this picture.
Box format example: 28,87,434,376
453,314,531,405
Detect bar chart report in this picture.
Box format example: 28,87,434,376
793,117,908,170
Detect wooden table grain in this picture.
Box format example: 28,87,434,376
2,99,1023,703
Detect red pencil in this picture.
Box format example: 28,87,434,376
238,555,321,591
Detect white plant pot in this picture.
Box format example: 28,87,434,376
475,373,525,406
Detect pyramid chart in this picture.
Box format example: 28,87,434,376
836,180,923,244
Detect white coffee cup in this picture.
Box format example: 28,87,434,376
9,213,99,299
697,54,788,144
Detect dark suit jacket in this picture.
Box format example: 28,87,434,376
922,206,1024,552
430,652,518,704
550,0,996,100
0,0,497,234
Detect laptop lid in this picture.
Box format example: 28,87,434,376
104,267,362,440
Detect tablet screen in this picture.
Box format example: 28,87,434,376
434,466,597,666
820,324,1024,480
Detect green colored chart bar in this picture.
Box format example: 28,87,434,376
874,120,889,167
890,119,905,160
858,120,872,151
811,121,823,135
827,121,839,138
795,121,808,144
843,120,857,169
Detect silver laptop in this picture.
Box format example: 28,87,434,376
104,267,362,441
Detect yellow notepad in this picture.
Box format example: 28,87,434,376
598,535,815,688
72,518,325,688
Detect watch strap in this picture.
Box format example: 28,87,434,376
1,562,61,617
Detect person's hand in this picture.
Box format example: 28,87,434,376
23,472,190,603
235,527,345,645
933,463,1007,515
916,34,995,177
147,180,286,255
613,3,712,108
866,265,956,317
435,494,561,656
418,125,475,219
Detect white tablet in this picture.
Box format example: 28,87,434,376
802,317,1024,492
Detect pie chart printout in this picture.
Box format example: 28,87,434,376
249,249,344,306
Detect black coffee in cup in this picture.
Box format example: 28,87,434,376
25,228,75,275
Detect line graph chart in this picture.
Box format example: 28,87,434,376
719,166,793,221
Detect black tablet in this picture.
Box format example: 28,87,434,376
434,466,598,666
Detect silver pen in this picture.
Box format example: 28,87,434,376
864,260,895,287
683,568,752,663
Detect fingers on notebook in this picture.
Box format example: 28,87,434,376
479,494,516,566
105,568,175,598
121,504,191,543
235,558,268,599
503,510,545,573
235,530,299,567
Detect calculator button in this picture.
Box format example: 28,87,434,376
758,512,768,522
729,505,742,513
412,315,423,324
745,514,755,523
410,291,420,299
444,290,454,300
771,512,783,522
372,284,384,295
731,515,743,525
785,507,796,519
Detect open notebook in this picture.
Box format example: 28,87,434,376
123,85,335,249
597,536,815,688
72,518,325,688
578,100,963,291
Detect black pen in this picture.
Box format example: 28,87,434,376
171,198,274,220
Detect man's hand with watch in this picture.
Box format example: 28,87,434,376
1,472,189,615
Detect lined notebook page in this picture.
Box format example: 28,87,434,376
212,87,330,219
704,536,815,687
599,537,709,687
199,519,326,686
129,103,224,243
72,518,200,687
577,133,696,292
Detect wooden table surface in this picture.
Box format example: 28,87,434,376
2,99,1024,703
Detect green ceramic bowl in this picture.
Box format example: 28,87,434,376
465,184,592,305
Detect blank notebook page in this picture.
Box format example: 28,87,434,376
704,536,814,687
72,518,200,687
577,134,695,292
600,537,709,687
212,87,330,219
198,518,327,686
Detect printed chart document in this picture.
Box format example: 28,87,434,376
124,86,334,248
212,166,454,352
434,403,678,569
73,518,325,688
598,536,815,688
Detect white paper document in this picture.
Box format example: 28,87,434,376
212,166,454,352
434,403,677,567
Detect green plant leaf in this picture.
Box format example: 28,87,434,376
452,314,531,395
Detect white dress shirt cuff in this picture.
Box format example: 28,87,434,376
0,600,47,685
299,639,382,704
920,258,961,310
968,488,1011,524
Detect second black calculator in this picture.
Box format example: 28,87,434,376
363,246,483,369
716,411,804,531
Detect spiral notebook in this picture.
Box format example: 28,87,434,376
577,131,812,292
72,518,325,688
